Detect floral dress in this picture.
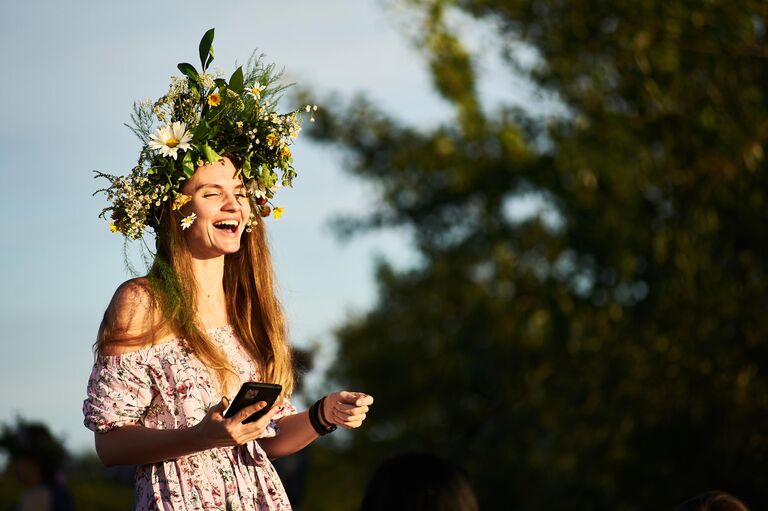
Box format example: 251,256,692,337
83,326,296,511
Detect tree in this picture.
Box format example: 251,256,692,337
304,1,768,509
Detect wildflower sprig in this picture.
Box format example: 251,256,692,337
95,28,315,239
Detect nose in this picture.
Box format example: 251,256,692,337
221,191,242,212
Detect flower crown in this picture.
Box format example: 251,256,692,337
95,29,315,239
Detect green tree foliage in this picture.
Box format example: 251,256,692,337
305,1,768,510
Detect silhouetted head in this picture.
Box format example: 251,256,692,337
360,452,478,511
675,491,750,511
0,419,67,486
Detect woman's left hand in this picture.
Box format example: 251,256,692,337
322,391,374,429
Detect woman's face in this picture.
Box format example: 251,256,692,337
180,157,251,258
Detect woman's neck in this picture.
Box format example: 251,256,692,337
190,255,228,328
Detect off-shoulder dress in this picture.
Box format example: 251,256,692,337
83,326,296,511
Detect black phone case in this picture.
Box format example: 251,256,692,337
223,382,283,424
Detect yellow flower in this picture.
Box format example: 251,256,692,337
281,146,291,159
266,133,279,147
109,223,118,233
273,207,285,219
172,194,192,211
207,93,221,107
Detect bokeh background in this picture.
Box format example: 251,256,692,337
1,0,767,509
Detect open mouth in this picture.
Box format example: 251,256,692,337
213,220,240,233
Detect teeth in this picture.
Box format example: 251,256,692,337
214,220,240,227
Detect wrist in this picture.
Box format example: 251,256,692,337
188,421,209,452
308,397,337,436
318,396,334,427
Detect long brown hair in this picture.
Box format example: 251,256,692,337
96,167,294,398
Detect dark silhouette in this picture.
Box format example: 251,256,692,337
0,419,73,511
360,452,478,511
675,491,750,511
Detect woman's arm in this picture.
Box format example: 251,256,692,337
259,391,373,459
95,398,279,466
95,422,205,466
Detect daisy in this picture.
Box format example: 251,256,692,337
148,122,192,160
180,212,197,230
247,82,264,99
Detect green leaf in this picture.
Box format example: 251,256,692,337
199,28,215,71
242,157,252,179
262,170,277,189
214,78,227,89
202,143,221,164
229,66,245,94
177,63,199,83
182,151,194,178
193,120,210,143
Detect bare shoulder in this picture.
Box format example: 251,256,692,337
112,277,155,317
99,278,161,355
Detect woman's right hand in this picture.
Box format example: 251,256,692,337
194,397,281,449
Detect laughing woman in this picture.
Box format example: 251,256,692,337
83,31,373,511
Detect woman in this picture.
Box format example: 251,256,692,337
83,31,373,510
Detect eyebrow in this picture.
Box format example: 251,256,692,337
194,183,247,192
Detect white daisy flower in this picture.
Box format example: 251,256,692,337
247,82,264,98
180,212,197,230
148,122,193,160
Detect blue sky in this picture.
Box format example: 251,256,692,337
0,0,547,454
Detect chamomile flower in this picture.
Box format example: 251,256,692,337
180,212,197,230
148,122,192,160
247,82,264,98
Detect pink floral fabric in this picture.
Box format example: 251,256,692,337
83,326,297,510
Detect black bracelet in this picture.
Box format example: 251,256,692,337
308,397,337,435
318,396,333,426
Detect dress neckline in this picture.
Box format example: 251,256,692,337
96,324,234,360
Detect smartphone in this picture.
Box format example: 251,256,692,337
223,382,283,424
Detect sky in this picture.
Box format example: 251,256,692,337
0,0,549,454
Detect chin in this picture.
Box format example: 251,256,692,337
214,240,243,255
